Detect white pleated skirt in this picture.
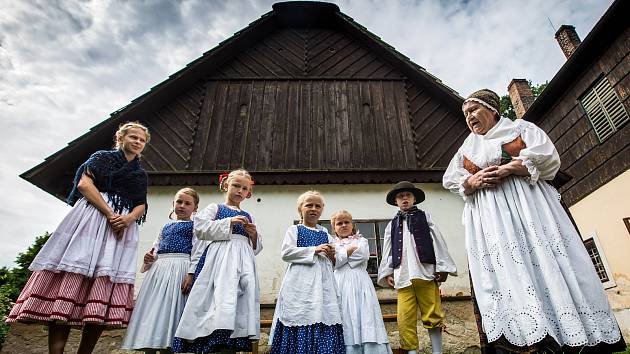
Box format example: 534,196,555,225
335,266,391,353
175,234,260,341
122,253,190,350
29,194,139,284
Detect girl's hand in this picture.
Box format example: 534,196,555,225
244,223,258,250
143,248,156,264
315,244,331,254
110,214,134,231
434,272,448,282
243,223,257,237
181,274,193,294
107,213,123,239
346,244,358,256
230,216,249,226
386,275,395,288
325,244,336,257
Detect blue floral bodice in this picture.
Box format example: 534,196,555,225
296,225,329,247
215,204,252,237
157,220,194,255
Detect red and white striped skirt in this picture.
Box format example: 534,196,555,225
6,270,134,327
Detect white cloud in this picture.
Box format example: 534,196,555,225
0,0,613,267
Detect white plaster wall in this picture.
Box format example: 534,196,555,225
569,169,630,280
136,183,469,303
568,169,630,314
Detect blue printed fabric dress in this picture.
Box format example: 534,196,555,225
173,204,262,353
122,220,194,350
269,224,345,354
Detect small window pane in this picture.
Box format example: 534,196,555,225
583,238,610,283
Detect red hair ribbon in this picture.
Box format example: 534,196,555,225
246,178,255,198
218,173,229,192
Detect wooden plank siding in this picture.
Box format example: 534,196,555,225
533,23,630,206
182,79,417,172
209,28,403,80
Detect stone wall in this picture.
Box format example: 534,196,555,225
1,299,482,354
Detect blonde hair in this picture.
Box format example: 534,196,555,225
114,121,151,150
219,169,254,195
296,190,325,217
176,187,200,206
169,187,200,219
330,209,356,236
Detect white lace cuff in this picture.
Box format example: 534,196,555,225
515,157,539,184
458,171,473,201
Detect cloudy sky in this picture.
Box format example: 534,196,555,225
0,0,613,267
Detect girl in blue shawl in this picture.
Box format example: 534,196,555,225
6,122,150,354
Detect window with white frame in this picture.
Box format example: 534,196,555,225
580,76,629,142
583,233,616,289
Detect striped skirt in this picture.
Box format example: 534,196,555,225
6,269,134,327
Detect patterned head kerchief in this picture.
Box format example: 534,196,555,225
463,89,500,116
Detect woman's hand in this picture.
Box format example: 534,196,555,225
181,274,193,294
143,248,156,264
386,275,395,288
495,159,530,178
464,166,500,194
346,244,358,256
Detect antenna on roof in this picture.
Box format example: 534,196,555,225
547,17,556,32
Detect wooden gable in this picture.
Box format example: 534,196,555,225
22,1,467,201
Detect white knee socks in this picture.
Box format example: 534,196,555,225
428,327,443,354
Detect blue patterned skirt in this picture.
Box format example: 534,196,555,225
171,329,252,353
192,246,209,282
270,320,345,354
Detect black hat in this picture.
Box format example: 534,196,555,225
386,181,425,206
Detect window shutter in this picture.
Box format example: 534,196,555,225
580,77,629,142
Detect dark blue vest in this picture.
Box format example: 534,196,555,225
390,207,436,269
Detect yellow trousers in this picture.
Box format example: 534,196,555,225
397,278,444,350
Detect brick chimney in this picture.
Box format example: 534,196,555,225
508,79,535,119
555,25,581,59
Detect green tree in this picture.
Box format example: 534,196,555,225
500,81,548,120
0,232,51,348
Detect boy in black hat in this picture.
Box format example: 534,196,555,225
377,181,457,354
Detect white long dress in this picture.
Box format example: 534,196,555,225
268,224,343,345
443,117,622,347
174,204,262,344
334,235,392,354
122,220,195,350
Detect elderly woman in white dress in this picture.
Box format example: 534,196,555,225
331,210,392,354
443,89,625,353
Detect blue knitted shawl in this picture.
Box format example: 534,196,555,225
67,149,148,224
